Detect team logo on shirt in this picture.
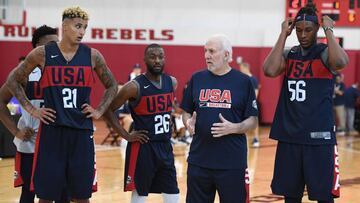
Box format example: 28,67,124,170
126,175,133,185
286,59,332,79
252,100,258,109
198,89,232,108
13,171,19,180
41,66,93,88
134,93,173,115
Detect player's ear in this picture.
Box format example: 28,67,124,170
224,51,229,61
62,19,71,32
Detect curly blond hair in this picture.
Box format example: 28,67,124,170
62,6,89,21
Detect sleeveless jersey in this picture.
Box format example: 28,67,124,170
129,74,174,141
14,67,43,153
181,69,258,169
40,43,94,130
270,43,336,145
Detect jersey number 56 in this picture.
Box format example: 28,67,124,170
288,80,306,102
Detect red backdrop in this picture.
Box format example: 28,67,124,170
1,41,359,124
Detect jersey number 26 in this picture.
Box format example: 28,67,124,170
154,114,170,135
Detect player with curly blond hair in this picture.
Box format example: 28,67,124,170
5,6,118,203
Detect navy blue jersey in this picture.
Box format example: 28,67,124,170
181,69,258,169
270,43,336,145
40,43,94,130
25,70,42,101
249,76,259,90
16,67,44,153
129,74,174,141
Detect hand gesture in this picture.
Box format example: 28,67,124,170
321,15,334,29
31,107,56,125
186,112,197,135
282,18,295,36
82,103,102,119
211,113,237,137
126,130,149,144
15,127,34,141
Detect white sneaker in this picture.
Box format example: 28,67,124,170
171,138,186,146
252,138,260,148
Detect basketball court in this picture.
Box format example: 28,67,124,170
1,120,359,202
1,0,360,202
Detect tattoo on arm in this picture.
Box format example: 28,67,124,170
5,47,43,115
6,65,35,115
0,86,19,136
94,50,118,115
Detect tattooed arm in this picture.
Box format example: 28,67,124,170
82,49,118,119
0,83,34,140
6,46,56,124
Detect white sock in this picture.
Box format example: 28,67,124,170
162,193,179,203
131,190,147,203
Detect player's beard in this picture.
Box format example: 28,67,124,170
148,65,164,76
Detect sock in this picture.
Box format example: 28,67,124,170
162,193,180,203
130,190,147,203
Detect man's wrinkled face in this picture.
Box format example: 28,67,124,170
204,39,228,72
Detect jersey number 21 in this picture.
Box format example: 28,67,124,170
62,88,77,108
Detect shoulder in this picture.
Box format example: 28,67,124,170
230,69,254,88
317,43,328,50
231,68,251,80
169,75,177,90
249,75,259,84
287,45,301,55
23,46,46,69
91,48,101,58
190,69,209,79
121,80,139,98
124,80,139,90
317,43,328,57
91,48,106,67
30,46,46,58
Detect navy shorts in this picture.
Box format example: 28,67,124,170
186,164,250,203
124,141,179,196
271,142,340,201
14,152,33,188
15,152,71,203
32,124,95,201
14,152,35,202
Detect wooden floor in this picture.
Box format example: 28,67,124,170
1,120,360,203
